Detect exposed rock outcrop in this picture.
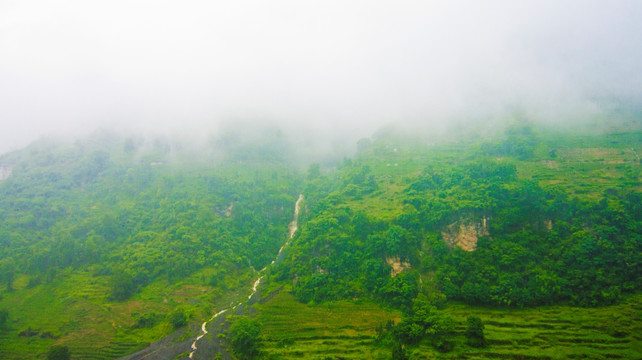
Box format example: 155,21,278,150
386,256,410,277
441,217,489,251
0,165,12,181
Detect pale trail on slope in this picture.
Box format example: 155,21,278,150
189,194,304,359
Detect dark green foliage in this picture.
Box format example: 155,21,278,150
427,315,455,352
132,312,159,329
0,134,300,309
2,271,14,291
391,342,409,360
0,134,305,359
434,185,641,307
229,317,263,359
287,204,419,307
26,275,41,288
393,319,425,344
46,345,70,360
278,127,641,313
168,310,187,329
379,296,457,352
109,271,136,301
375,319,396,345
0,309,8,329
465,315,486,347
378,273,419,311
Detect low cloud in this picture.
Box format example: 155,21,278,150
1,0,640,154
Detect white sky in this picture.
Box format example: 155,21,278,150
1,0,641,153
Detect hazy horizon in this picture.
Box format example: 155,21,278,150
1,0,641,154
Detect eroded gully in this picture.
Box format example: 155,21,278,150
188,194,303,359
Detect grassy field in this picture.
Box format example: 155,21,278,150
423,293,642,359
0,266,256,359
338,130,641,223
257,289,401,359
256,290,642,359
517,131,642,199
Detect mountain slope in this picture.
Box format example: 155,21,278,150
0,124,640,359
256,124,641,358
0,133,302,359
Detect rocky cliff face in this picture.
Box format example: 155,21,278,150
441,217,489,251
0,165,12,181
386,256,410,277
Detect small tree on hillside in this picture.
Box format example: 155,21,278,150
465,315,486,348
392,341,409,360
109,270,135,301
428,315,456,352
47,345,71,360
229,317,262,359
169,310,187,329
0,309,8,330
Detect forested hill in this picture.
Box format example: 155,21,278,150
271,125,641,308
251,125,641,358
0,131,302,359
0,124,640,359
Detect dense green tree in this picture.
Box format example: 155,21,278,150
229,317,263,359
109,271,136,301
2,269,14,291
0,309,8,329
391,342,409,360
46,345,70,360
427,315,455,352
393,319,424,344
132,312,158,329
169,310,187,329
465,316,486,348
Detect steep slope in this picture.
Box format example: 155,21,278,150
0,124,640,359
258,124,641,357
0,133,302,359
273,126,641,308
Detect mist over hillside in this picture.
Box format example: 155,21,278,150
1,1,641,359
2,1,641,154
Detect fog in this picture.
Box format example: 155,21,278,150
1,0,641,155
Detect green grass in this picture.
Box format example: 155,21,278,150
427,293,642,359
516,145,641,199
517,131,641,197
0,266,257,359
365,131,641,204
256,291,642,359
257,289,401,359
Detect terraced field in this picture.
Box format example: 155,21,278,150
517,131,642,198
0,268,249,359
257,289,401,359
70,339,142,360
257,291,642,359
425,293,642,359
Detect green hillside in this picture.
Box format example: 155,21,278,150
255,124,641,359
0,123,640,359
254,290,641,359
0,133,302,359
